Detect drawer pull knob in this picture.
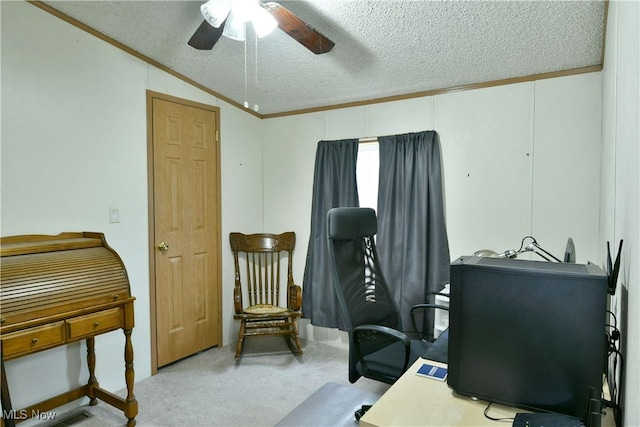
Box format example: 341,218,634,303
113,294,119,300
94,322,100,328
31,338,39,344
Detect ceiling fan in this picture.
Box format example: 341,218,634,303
188,0,335,55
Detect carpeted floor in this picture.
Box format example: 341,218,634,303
41,337,389,427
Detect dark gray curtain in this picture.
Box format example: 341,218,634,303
376,131,450,333
302,139,359,329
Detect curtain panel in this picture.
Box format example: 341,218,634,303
302,139,359,329
377,131,451,333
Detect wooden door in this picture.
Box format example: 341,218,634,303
149,93,221,368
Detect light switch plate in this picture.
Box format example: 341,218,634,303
109,206,120,223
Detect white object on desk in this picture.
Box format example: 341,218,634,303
434,284,449,339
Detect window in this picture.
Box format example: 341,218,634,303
356,141,379,210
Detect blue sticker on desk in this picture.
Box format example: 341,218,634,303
416,363,448,381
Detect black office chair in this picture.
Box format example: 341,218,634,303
327,207,449,388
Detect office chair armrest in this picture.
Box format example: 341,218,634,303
353,324,411,346
288,284,302,311
410,304,449,342
353,325,412,381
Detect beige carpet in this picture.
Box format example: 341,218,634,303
41,337,389,427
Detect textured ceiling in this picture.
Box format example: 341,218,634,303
40,0,606,116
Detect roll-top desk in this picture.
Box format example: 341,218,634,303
0,232,137,427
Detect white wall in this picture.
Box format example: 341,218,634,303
435,83,534,258
262,74,603,345
532,76,603,262
600,1,639,425
1,0,262,418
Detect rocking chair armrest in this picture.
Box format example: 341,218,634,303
288,284,302,311
234,286,243,314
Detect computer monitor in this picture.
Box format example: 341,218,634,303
447,256,608,423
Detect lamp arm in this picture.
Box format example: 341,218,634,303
532,243,562,262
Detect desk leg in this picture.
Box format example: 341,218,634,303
123,328,137,427
86,337,98,406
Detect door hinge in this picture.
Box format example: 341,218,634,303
216,130,219,142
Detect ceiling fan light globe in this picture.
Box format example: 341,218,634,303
200,0,232,28
252,5,277,38
223,9,246,41
230,0,255,22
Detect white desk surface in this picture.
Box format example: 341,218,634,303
360,358,615,427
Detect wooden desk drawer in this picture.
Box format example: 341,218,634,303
67,308,122,340
1,321,66,359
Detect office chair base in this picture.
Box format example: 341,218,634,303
355,405,372,421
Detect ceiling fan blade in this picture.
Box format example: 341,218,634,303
188,20,225,50
263,2,334,54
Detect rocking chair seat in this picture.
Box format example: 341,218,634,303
242,304,289,316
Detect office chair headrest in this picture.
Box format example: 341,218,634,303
327,207,377,240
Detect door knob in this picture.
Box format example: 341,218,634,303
158,242,170,252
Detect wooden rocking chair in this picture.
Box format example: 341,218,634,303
229,231,303,360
